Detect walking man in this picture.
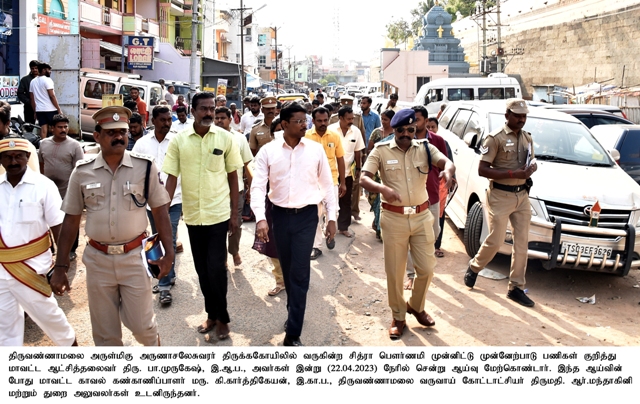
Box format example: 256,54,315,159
0,135,77,346
164,85,176,108
127,112,147,150
132,106,182,306
128,87,148,126
163,92,243,340
38,114,84,261
29,62,62,139
360,109,454,339
214,106,254,267
18,60,39,124
251,103,336,346
305,106,345,259
329,106,364,238
360,96,381,145
240,96,263,138
52,106,174,346
464,99,537,307
171,106,193,133
249,97,277,156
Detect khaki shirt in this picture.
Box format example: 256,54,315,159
329,112,366,143
480,124,534,186
62,152,170,244
363,138,444,207
248,120,273,154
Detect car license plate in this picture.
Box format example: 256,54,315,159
561,243,612,258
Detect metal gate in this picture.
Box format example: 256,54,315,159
38,35,81,137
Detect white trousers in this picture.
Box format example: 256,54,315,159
0,275,75,346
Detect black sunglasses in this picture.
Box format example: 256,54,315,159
396,126,416,134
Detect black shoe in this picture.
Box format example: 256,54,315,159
326,237,335,250
283,335,303,346
69,251,77,261
310,248,322,260
159,290,173,305
507,287,535,307
464,267,478,288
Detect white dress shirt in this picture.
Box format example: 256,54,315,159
171,118,193,133
328,122,365,177
0,168,64,278
132,131,182,207
240,112,264,136
251,137,336,223
231,129,253,191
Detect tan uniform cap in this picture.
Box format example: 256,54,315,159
91,106,132,130
505,99,529,114
261,96,277,108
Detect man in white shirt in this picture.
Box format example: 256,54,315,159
164,85,176,107
328,106,365,238
171,106,193,133
251,103,336,347
214,106,253,267
29,62,62,139
239,96,263,138
132,106,182,306
0,136,76,346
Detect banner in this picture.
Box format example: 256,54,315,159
127,36,155,70
37,14,71,35
216,79,228,97
0,76,19,103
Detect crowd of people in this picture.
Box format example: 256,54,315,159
2,65,538,345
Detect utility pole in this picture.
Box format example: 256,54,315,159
482,0,487,76
274,26,279,94
240,0,246,97
496,0,502,73
190,0,200,97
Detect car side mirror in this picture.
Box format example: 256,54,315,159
609,148,620,162
463,132,477,148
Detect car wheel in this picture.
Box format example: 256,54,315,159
464,201,483,258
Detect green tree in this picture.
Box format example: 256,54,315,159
410,1,436,38
446,0,495,22
386,19,412,48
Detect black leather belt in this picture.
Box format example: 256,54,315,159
272,204,314,214
492,182,527,193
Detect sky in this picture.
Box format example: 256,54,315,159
216,0,422,63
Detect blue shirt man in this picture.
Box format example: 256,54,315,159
360,96,381,144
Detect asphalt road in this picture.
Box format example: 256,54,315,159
24,198,640,347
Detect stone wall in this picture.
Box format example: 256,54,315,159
459,4,640,97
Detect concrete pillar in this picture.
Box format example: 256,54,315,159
20,1,39,74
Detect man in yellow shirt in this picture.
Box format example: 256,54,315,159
163,92,243,340
305,107,346,259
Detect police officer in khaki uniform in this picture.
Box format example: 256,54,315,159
330,95,367,219
249,96,277,156
464,99,537,307
360,109,455,340
51,106,175,346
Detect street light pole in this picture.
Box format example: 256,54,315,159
190,0,199,98
274,26,279,94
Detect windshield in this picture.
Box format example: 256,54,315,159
488,113,614,166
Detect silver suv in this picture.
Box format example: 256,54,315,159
439,100,640,276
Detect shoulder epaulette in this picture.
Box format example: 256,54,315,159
76,155,97,166
486,127,505,138
252,119,264,127
377,140,393,146
129,152,155,162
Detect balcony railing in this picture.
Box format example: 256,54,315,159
80,0,102,25
175,37,201,53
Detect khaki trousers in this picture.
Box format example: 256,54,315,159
469,188,531,290
83,244,158,346
381,209,436,321
271,257,284,286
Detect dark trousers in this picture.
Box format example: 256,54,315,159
187,221,230,324
272,204,318,339
24,104,35,124
435,215,446,250
338,176,353,231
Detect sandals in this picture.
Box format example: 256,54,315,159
435,249,445,258
268,285,285,296
159,290,172,305
197,321,214,334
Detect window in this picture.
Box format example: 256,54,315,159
417,76,430,91
297,73,302,79
479,88,504,100
84,80,115,100
426,88,443,104
258,55,266,67
450,109,473,139
447,88,473,101
149,87,161,106
463,112,482,141
620,132,640,165
245,27,251,36
119,85,146,101
258,34,267,46
505,87,516,98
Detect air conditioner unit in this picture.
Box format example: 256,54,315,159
245,36,252,42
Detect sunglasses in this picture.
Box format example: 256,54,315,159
396,126,416,134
